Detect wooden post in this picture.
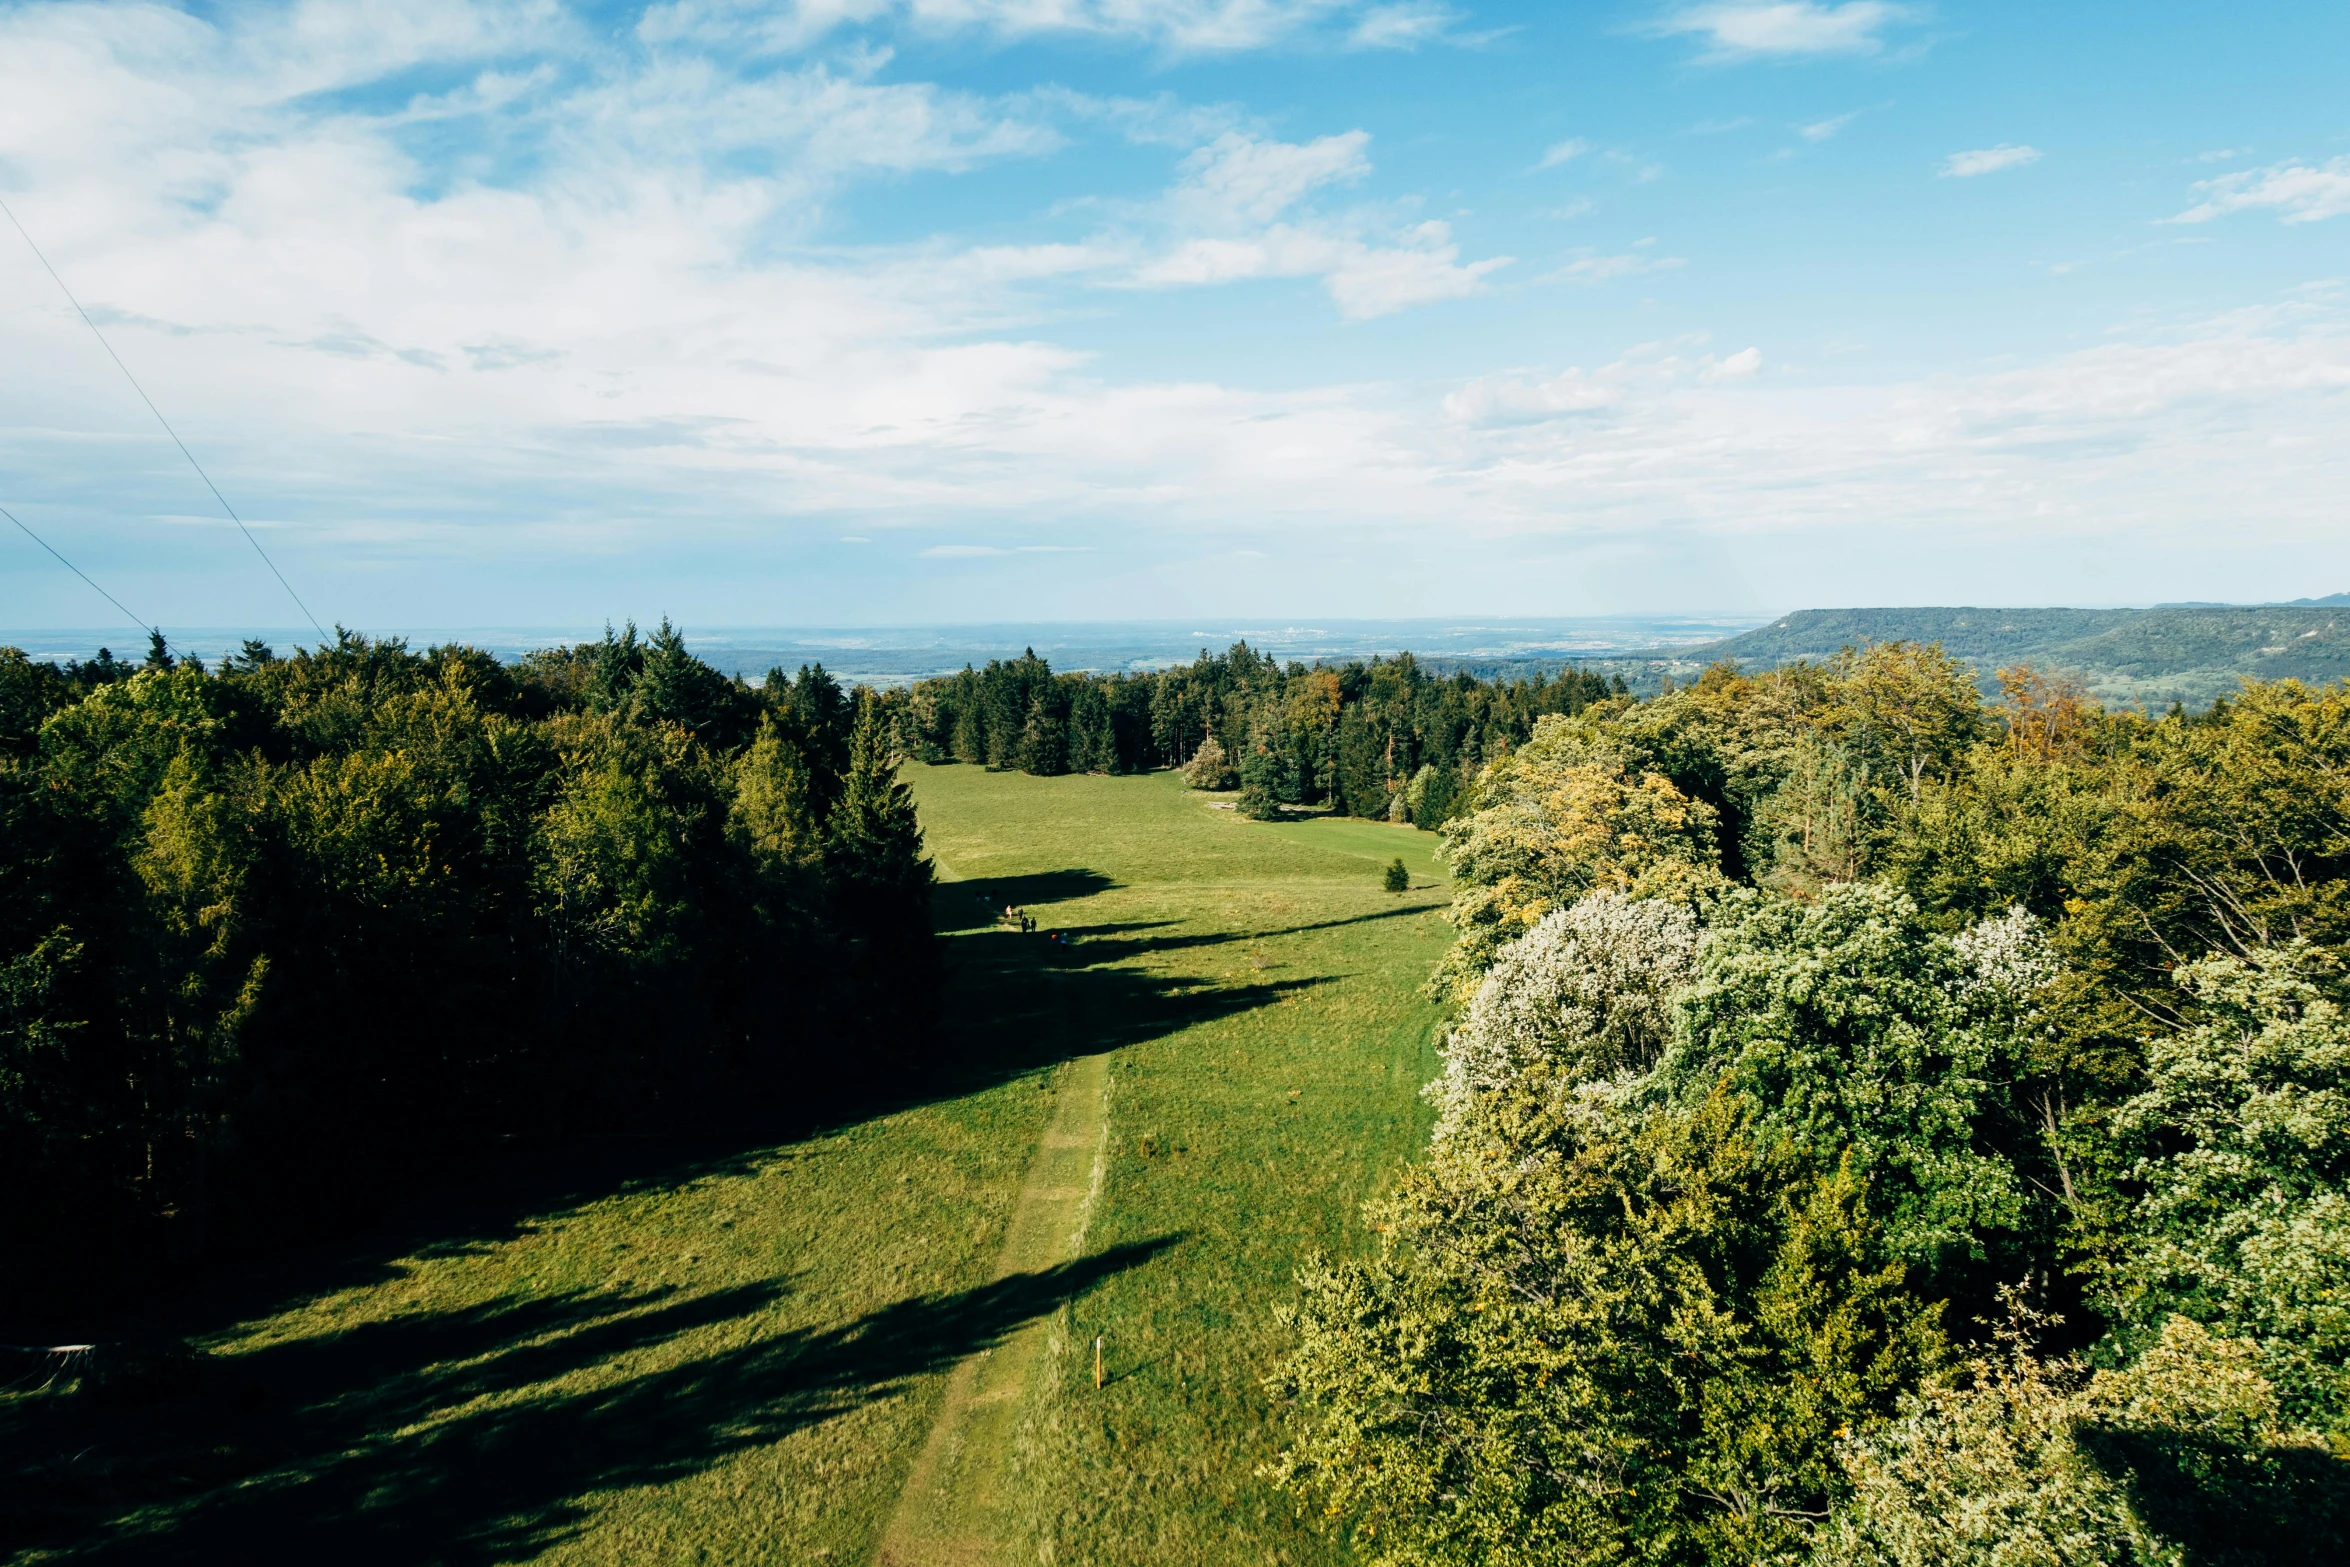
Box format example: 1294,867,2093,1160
1093,1335,1104,1390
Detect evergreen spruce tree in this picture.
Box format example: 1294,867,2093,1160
827,690,933,909
951,670,986,764
824,691,939,1043
1018,693,1068,775
1239,741,1286,820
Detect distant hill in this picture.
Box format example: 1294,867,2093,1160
1631,605,2350,709
2158,592,2350,608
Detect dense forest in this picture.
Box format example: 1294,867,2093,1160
0,623,933,1318
1267,647,2350,1564
888,641,1626,825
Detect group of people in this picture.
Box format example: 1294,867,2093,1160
971,890,1073,945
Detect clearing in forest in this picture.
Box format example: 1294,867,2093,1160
3,767,1449,1567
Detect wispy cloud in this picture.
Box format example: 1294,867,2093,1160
1940,143,2041,178
1653,2,1917,62
1798,110,1860,142
1348,1,1461,49
1536,137,1591,169
1130,131,1510,316
1165,130,1371,225
1701,346,1763,380
2168,157,2350,226
1537,250,1688,285
638,0,1476,57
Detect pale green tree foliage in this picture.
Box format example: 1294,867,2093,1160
1270,1073,1943,1567
534,713,714,976
1664,883,2025,1271
1748,731,1874,895
1826,1307,2343,1567
732,712,823,870
1182,734,1236,789
1432,715,1723,1001
1429,891,1699,1138
1827,641,1987,807
1824,1297,2169,1567
2110,942,2350,1431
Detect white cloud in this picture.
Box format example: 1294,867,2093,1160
1702,345,1763,380
639,0,1448,56
1134,220,1510,317
1799,110,1860,142
2169,158,2350,226
1348,1,1459,49
1125,132,1507,316
1536,137,1590,169
1444,368,1622,425
1940,143,2041,178
1165,130,1370,225
1656,2,1915,61
1538,250,1687,284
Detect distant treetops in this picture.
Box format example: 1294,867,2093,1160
1268,647,2350,1567
886,641,1627,826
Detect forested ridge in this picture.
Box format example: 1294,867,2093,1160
1633,604,2350,709
0,623,933,1319
1267,647,2350,1564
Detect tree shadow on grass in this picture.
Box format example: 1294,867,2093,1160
934,869,1119,932
1,854,1351,1557
1043,901,1438,958
5,1237,1179,1565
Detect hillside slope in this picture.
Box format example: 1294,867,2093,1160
1652,605,2350,707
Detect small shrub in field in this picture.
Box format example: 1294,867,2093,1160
1182,736,1236,790
1383,857,1410,893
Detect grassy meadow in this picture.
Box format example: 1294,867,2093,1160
4,766,1451,1566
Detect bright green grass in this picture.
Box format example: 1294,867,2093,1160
4,767,1448,1566
914,767,1451,1566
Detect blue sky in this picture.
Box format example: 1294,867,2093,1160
2,0,2347,633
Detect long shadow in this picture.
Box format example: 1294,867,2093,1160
935,869,1119,932
4,1238,1178,1564
2,853,1359,1555
10,866,1332,1349
1047,901,1437,957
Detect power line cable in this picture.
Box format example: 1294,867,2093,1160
1,194,329,642
2,500,159,646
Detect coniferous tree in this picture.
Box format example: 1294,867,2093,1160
827,691,932,905
821,692,938,1052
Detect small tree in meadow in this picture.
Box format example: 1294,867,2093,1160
1239,742,1286,820
1182,735,1236,790
1383,857,1410,893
